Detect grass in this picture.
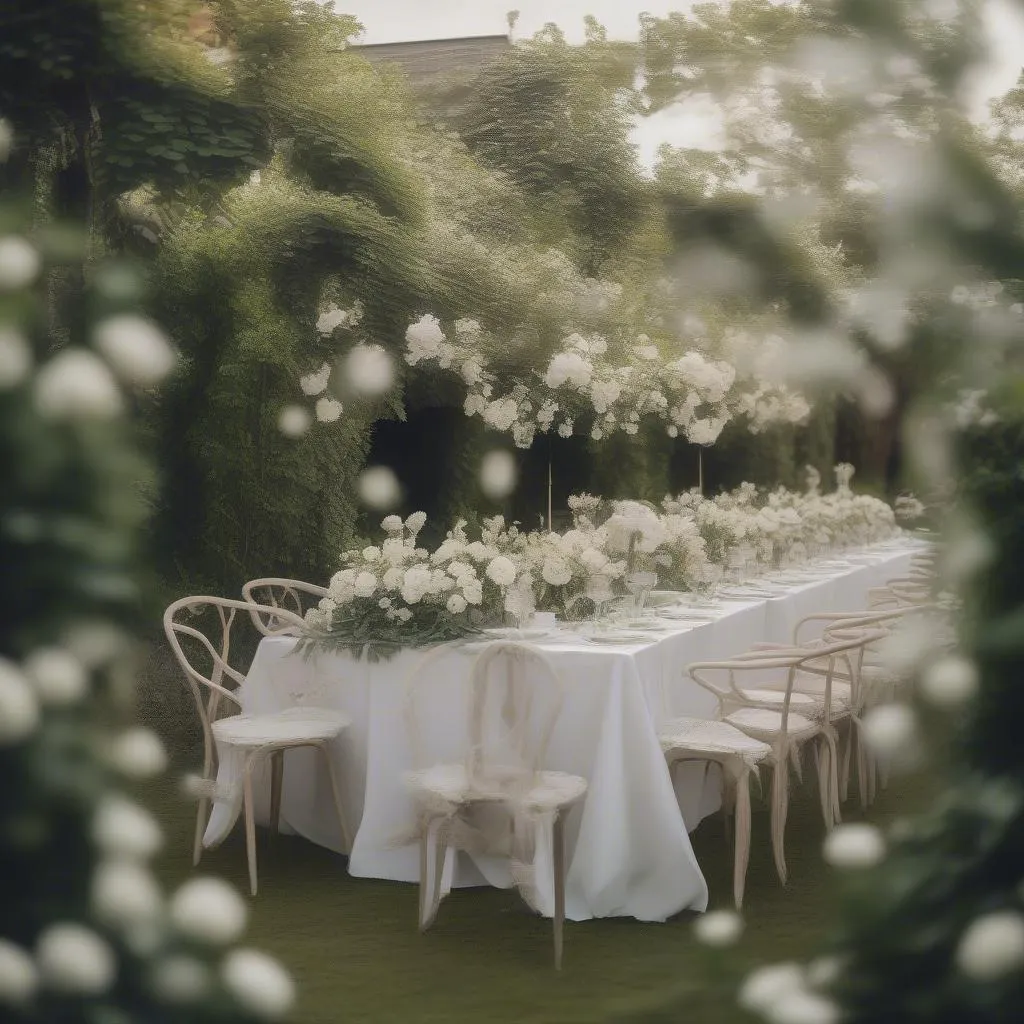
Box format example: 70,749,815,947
144,765,931,1024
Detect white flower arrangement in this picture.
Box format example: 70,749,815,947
301,470,905,657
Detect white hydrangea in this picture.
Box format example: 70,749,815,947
316,304,349,335
300,362,331,396
541,556,572,587
485,556,517,587
353,571,377,598
344,344,394,395
169,877,247,945
315,397,342,423
447,594,468,614
405,314,446,364
544,351,593,389
405,511,427,536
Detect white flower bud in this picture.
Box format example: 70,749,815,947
35,349,123,419
693,909,744,947
861,703,918,763
767,988,840,1024
0,658,39,746
0,939,38,1007
93,314,177,385
822,823,886,868
222,949,296,1019
955,910,1024,979
36,923,115,995
169,877,247,944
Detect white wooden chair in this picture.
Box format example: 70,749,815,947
686,639,869,885
402,641,587,969
241,577,328,635
164,596,351,895
658,718,771,909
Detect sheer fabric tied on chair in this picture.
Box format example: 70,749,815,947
164,596,351,896
400,640,587,969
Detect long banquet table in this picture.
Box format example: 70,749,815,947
205,541,922,922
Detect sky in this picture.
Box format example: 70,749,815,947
335,0,1024,168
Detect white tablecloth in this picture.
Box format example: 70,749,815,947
205,542,920,922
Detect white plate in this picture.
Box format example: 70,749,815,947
482,627,554,641
583,633,651,645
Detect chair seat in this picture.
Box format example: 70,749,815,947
212,706,350,748
659,717,771,767
405,763,588,812
790,677,853,707
725,707,819,742
739,688,822,712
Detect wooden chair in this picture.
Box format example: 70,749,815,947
402,641,586,969
164,596,351,895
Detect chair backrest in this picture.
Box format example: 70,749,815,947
241,577,328,635
164,596,307,761
403,640,566,796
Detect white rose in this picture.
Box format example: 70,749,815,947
353,571,377,598
485,556,517,587
447,594,468,614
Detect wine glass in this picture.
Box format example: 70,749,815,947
625,571,658,621
585,575,614,630
692,564,723,606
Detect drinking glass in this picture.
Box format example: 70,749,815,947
625,571,658,620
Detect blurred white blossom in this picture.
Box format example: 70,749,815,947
109,727,167,779
739,962,806,1014
480,450,517,500
92,859,163,929
955,911,1024,980
693,909,744,947
92,796,163,860
315,397,342,423
344,344,394,395
221,949,295,1019
0,939,37,1007
150,955,211,1004
0,236,41,290
36,923,115,995
300,362,331,396
278,404,313,438
0,659,39,746
823,823,886,869
357,466,402,510
920,655,978,707
93,314,177,385
0,327,31,389
170,877,247,945
24,647,87,706
34,349,123,419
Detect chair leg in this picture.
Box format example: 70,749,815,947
269,751,284,838
242,759,259,897
553,813,566,971
424,821,447,931
839,723,853,804
193,796,209,867
418,816,432,930
770,757,789,886
317,742,351,854
733,767,753,911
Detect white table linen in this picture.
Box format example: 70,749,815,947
204,543,919,922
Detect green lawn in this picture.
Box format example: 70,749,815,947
145,769,928,1024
